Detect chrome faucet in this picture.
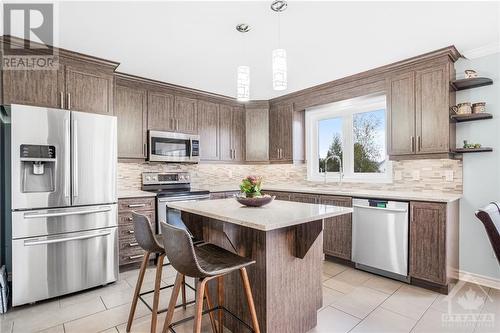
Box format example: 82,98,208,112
324,155,343,184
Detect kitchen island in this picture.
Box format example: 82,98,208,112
168,198,353,333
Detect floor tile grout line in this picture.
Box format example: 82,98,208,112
406,290,440,333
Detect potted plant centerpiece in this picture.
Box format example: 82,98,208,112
236,176,275,207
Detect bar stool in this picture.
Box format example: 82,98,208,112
159,221,261,333
126,212,193,333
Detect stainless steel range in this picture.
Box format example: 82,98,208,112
141,172,210,231
0,104,118,306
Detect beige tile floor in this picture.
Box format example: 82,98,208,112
1,261,499,333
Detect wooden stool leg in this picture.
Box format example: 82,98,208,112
193,278,209,333
181,275,187,309
151,254,165,333
217,276,224,333
162,273,184,333
204,282,218,333
240,268,260,333
127,251,150,332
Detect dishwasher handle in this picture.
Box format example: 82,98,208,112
353,204,408,213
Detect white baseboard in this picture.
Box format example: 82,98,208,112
459,270,500,291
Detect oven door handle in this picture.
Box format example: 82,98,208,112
24,231,111,246
158,195,210,203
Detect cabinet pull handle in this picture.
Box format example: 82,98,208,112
60,92,64,109
129,254,143,260
128,217,133,221
232,149,235,160
410,137,415,153
143,143,147,157
67,93,71,110
417,136,421,152
129,242,139,247
128,203,146,208
128,230,134,234
176,119,179,131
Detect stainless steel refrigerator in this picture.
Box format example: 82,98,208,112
0,104,118,306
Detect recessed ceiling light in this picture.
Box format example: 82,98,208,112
271,0,287,12
236,23,251,33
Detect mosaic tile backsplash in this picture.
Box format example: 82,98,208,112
118,159,463,194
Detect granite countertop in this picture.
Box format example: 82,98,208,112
167,198,353,231
117,189,157,199
205,184,461,203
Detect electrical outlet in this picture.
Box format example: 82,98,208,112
444,170,454,182
412,170,420,181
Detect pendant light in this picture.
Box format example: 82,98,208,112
236,23,251,102
271,0,287,91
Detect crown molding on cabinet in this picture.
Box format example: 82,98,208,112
1,35,120,70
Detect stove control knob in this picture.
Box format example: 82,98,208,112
146,176,151,181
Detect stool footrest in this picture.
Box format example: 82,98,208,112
167,305,255,333
138,282,196,314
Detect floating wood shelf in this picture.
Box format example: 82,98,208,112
452,147,493,154
451,77,493,91
451,113,493,122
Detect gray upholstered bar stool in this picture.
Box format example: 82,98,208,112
126,212,191,333
160,221,261,333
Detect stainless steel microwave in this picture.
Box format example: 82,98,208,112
147,130,200,163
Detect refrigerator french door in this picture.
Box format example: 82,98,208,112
2,104,118,306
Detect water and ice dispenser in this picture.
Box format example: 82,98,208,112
20,144,56,193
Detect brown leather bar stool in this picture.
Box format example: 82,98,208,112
126,212,193,333
475,202,500,265
160,221,261,333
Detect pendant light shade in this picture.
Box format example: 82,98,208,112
272,48,287,91
237,65,250,102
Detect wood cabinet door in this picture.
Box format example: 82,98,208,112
174,96,197,134
279,104,293,160
219,104,233,161
410,201,446,284
3,68,65,108
147,91,175,131
231,106,246,161
320,195,352,260
415,65,450,154
291,193,319,203
387,72,416,156
197,100,219,160
65,65,114,115
268,104,281,161
115,84,147,159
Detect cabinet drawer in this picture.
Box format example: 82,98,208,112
118,197,155,212
119,248,145,266
118,210,155,228
291,193,319,204
264,191,291,201
119,236,141,251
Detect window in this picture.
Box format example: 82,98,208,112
306,95,391,183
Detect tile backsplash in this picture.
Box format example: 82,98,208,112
118,159,462,194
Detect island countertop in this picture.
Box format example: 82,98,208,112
167,197,353,231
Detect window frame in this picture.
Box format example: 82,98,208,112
305,94,392,183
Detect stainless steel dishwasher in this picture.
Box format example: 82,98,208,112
352,198,410,282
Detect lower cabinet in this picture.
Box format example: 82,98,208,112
291,192,318,203
118,197,156,266
264,190,291,201
320,195,352,260
409,201,448,285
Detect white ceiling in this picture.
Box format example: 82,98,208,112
50,1,500,99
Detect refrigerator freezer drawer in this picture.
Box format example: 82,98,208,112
12,204,117,239
12,227,118,306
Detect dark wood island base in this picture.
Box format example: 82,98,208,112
183,212,324,333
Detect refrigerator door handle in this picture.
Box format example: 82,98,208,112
23,206,113,219
72,119,79,199
24,231,111,246
64,118,71,199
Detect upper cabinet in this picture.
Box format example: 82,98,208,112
197,100,219,160
245,102,269,162
269,103,293,162
387,61,455,159
115,78,148,159
64,63,115,115
174,96,198,134
1,37,118,114
147,90,175,132
218,104,245,162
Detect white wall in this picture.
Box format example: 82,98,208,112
455,52,500,282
